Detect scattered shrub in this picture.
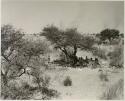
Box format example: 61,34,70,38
1,81,34,100
100,79,124,100
1,79,59,100
98,70,108,82
41,87,59,99
110,38,120,45
63,76,72,86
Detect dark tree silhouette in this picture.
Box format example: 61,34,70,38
120,33,124,38
40,25,95,66
100,28,120,42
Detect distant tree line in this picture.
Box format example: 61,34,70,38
96,28,123,44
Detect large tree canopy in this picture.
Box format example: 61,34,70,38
1,25,55,99
40,25,95,66
1,25,24,54
99,28,120,42
1,24,49,85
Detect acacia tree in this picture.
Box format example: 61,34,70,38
1,25,53,100
100,28,120,42
40,25,95,66
10,39,57,99
1,24,24,85
1,24,49,85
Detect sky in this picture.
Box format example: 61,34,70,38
2,0,124,34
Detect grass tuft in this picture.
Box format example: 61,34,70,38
100,79,124,100
63,76,72,86
99,70,109,82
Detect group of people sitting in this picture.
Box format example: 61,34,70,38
76,56,100,68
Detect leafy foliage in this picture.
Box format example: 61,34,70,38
1,24,56,100
100,28,120,42
41,25,95,66
1,24,24,54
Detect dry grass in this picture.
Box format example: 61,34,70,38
92,47,107,60
1,81,34,100
100,79,124,100
108,44,123,68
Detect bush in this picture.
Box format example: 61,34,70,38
41,87,59,100
1,81,34,100
108,44,123,68
100,79,124,100
80,36,95,50
92,47,107,60
1,79,59,100
110,38,120,45
63,76,72,86
98,70,108,82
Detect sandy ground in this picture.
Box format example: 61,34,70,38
45,67,123,100
8,65,123,100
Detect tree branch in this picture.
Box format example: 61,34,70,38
7,47,14,58
17,68,26,77
1,53,11,63
73,44,77,56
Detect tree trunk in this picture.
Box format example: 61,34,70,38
73,45,77,56
72,45,78,66
1,71,8,86
59,47,69,62
59,46,78,66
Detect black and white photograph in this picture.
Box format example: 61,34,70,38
1,0,124,100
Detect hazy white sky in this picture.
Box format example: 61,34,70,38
2,0,124,34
